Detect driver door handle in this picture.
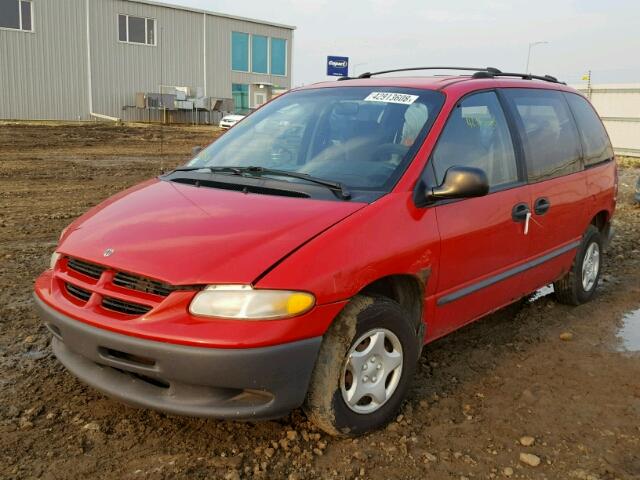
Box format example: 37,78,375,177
534,197,551,215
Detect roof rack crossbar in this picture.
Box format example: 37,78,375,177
357,66,502,79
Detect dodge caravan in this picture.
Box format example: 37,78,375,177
34,67,616,435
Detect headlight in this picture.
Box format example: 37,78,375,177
189,285,315,320
50,252,62,269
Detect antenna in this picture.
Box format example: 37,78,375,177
159,26,165,174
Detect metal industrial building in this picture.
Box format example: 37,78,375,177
0,0,294,122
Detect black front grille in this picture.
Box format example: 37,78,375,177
102,296,152,316
113,271,174,297
67,258,105,279
66,283,92,302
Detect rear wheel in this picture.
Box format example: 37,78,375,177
304,295,418,436
554,225,603,305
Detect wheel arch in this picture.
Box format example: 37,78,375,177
590,209,610,232
358,274,425,335
589,209,613,250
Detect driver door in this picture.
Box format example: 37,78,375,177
429,90,531,339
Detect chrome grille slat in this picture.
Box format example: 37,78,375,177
102,297,152,316
65,283,92,302
67,258,105,279
112,271,173,297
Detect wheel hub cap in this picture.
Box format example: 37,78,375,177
340,328,403,414
581,242,600,291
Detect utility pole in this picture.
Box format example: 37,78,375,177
526,41,549,73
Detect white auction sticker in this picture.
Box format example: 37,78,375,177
364,92,419,105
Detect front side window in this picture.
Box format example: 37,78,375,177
252,35,268,74
232,32,249,71
504,89,581,182
431,91,519,190
118,14,156,45
187,87,445,192
270,38,287,75
0,0,32,31
564,92,613,166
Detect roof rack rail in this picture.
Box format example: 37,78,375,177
472,70,564,84
342,66,564,84
356,66,502,79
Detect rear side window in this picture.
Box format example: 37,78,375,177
503,89,581,182
431,91,518,190
564,93,613,167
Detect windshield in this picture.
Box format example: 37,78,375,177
188,87,445,191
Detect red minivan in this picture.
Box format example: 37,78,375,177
34,67,616,435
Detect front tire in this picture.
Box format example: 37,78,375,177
554,225,603,305
304,295,419,436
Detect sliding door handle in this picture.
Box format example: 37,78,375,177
512,202,530,222
534,197,551,215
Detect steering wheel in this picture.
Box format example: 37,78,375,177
270,141,297,166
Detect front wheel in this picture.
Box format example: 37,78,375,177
304,295,419,436
554,225,603,305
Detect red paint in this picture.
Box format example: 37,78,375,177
34,76,616,349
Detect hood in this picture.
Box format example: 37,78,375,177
59,179,365,285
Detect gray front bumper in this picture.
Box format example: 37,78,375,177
34,295,322,419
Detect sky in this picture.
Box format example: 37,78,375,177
169,0,640,86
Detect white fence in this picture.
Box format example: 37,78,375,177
573,84,640,157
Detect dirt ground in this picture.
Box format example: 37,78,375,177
1,122,639,480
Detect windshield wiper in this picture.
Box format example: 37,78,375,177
171,166,246,175
170,165,351,200
241,166,351,200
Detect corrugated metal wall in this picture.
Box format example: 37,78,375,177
575,84,640,157
0,0,89,120
90,0,205,120
0,0,293,121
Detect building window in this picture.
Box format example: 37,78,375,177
232,84,250,113
232,32,249,72
232,32,287,76
270,38,286,76
0,0,32,31
118,14,156,46
251,35,268,74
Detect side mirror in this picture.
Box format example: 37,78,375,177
192,146,203,156
428,166,489,202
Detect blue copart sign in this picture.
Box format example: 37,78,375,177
327,56,349,77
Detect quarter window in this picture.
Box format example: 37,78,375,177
564,93,613,166
504,89,581,182
0,0,32,31
232,32,249,71
270,38,287,75
431,91,519,190
118,14,156,46
251,35,268,74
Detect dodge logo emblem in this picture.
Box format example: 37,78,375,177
103,248,114,257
